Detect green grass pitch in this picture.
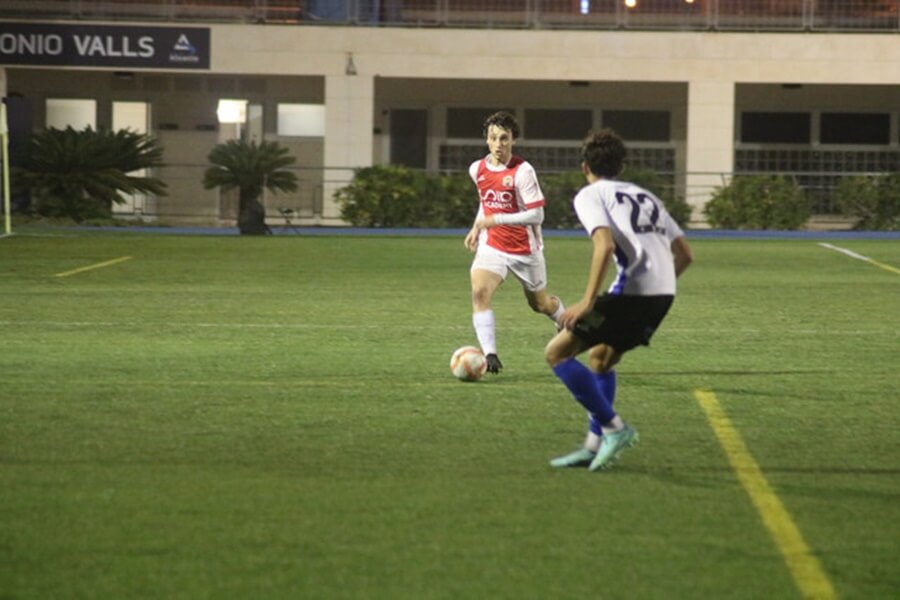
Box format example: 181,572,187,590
1,229,898,598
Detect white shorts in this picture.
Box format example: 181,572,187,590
471,244,548,292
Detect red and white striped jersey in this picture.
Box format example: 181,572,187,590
468,155,545,255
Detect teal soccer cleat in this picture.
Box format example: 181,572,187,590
589,424,639,471
549,448,597,468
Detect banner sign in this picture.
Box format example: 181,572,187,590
0,22,210,69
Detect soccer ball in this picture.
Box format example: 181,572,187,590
450,346,487,382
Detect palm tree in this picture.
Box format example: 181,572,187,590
14,127,166,222
202,139,298,235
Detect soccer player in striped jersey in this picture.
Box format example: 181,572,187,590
464,111,565,374
545,128,693,471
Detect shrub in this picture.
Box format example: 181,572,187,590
704,175,810,230
337,166,477,228
13,127,166,222
203,139,298,235
541,171,584,229
432,171,476,227
337,165,431,227
337,164,691,229
622,166,692,229
542,167,691,229
834,173,899,231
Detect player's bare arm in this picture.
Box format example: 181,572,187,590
671,236,694,277
473,215,497,230
464,226,480,251
559,227,614,330
464,205,487,251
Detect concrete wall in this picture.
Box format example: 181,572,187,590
4,23,899,225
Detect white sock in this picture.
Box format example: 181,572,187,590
600,415,625,436
472,310,497,355
549,295,565,324
584,430,602,453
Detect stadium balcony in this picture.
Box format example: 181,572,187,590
0,1,898,32
2,1,897,227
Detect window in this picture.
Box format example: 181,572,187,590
820,113,889,145
390,109,427,169
447,108,513,138
277,103,325,136
740,112,810,144
217,99,247,124
524,109,592,140
112,101,149,134
45,98,96,130
602,110,670,142
111,102,151,216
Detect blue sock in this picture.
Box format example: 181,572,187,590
596,370,617,406
552,358,616,425
589,371,617,435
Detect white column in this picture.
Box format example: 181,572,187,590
323,73,374,224
685,80,735,226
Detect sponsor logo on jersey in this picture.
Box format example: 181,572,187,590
480,189,515,210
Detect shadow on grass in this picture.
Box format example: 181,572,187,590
631,369,833,377
622,466,900,500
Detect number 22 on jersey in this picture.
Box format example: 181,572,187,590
615,191,666,235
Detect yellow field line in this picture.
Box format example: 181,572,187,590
53,256,133,278
819,242,900,275
693,390,836,599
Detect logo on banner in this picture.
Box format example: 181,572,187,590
169,33,199,63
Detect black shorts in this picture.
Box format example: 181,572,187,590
570,294,674,353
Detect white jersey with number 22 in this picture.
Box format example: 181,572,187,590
573,179,684,297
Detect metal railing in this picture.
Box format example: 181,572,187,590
96,160,893,225
1,1,897,32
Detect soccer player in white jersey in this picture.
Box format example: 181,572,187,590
464,111,565,374
545,128,693,471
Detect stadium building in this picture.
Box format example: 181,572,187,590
1,1,898,227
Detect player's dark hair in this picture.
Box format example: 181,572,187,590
483,111,520,139
581,128,627,178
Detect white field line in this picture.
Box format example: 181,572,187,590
819,242,900,275
0,320,896,336
7,378,532,389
